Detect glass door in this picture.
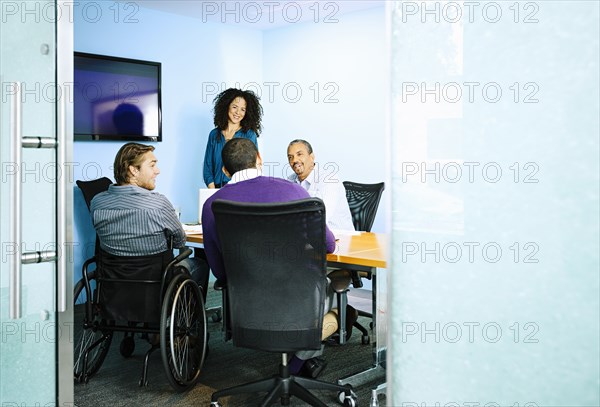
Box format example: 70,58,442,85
0,1,73,404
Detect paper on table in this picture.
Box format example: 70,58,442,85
182,223,203,234
331,229,361,236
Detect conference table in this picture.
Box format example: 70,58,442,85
185,230,387,270
185,230,388,393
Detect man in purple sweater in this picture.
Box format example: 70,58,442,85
201,138,335,378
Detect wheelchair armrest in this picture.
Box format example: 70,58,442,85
164,248,193,283
82,256,97,272
174,247,193,263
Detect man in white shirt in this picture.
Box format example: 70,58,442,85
286,139,355,231
287,139,360,345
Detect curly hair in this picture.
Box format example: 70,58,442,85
213,88,263,136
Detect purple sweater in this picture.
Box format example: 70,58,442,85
201,176,336,281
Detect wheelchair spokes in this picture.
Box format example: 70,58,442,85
73,275,113,383
161,275,207,391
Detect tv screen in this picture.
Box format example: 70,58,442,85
74,52,162,142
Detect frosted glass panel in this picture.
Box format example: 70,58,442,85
0,0,57,404
389,1,599,406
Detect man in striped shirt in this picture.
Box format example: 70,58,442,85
91,143,209,295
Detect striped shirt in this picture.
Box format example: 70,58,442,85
90,184,186,256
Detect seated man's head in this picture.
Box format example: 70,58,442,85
221,138,262,178
287,139,315,182
113,142,159,190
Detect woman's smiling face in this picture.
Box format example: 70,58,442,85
228,96,247,126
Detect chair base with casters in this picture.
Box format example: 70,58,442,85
210,353,357,407
210,280,355,406
73,248,208,392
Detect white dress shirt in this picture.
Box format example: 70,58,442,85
228,168,263,184
288,169,355,231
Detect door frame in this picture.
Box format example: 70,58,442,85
57,0,74,403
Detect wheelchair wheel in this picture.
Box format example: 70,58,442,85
160,273,207,391
73,272,113,383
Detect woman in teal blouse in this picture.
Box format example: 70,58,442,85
203,88,263,188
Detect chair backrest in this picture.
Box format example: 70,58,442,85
212,198,328,353
76,177,113,210
76,177,113,256
342,181,385,232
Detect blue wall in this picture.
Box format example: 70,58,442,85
261,7,387,229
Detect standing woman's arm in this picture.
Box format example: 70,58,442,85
203,130,217,188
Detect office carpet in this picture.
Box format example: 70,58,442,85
74,289,386,407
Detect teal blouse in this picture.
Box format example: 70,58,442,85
202,128,258,187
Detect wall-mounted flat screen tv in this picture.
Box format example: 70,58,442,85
74,52,162,142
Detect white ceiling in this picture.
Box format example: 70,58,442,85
133,0,385,30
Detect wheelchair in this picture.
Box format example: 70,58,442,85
73,247,207,392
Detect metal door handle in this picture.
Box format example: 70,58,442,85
22,251,58,264
8,82,66,318
9,82,23,319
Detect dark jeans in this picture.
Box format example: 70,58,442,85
178,257,210,301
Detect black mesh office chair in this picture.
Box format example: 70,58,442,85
332,181,385,345
73,178,207,391
210,198,357,407
344,181,385,233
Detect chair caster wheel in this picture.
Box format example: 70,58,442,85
120,336,135,357
210,402,222,407
338,388,357,406
343,398,357,407
138,379,148,387
361,334,370,345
